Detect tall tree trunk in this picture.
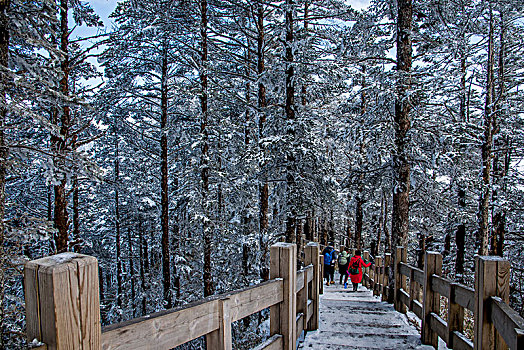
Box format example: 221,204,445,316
383,191,390,252
377,192,384,254
139,220,148,315
478,3,494,256
114,121,122,312
257,1,270,282
284,0,296,244
491,11,506,258
160,43,172,308
355,187,363,250
200,0,213,298
127,228,136,316
391,0,412,253
53,0,71,253
72,174,80,252
0,0,8,345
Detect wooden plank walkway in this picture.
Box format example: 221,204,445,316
299,281,434,350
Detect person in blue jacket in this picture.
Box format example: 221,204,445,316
322,243,337,285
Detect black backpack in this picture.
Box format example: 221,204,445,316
348,258,360,275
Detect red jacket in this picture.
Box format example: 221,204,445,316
348,255,371,284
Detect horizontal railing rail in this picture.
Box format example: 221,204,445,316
362,247,524,350
24,242,322,350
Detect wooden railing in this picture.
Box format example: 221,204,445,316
24,242,322,350
362,247,524,350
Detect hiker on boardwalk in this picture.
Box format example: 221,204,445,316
337,248,350,287
347,249,371,291
322,243,337,285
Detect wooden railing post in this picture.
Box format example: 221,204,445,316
319,255,324,295
383,253,391,302
363,251,370,284
206,298,232,350
305,243,319,330
376,256,384,296
474,256,510,350
421,251,442,348
270,243,297,350
24,253,101,349
447,283,464,349
394,246,407,313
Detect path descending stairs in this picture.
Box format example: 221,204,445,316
299,281,434,350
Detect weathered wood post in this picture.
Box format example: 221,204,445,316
319,254,324,294
298,268,309,332
375,256,383,296
474,256,510,350
394,246,407,313
270,243,297,350
25,253,101,349
363,251,370,289
421,251,442,348
206,297,232,350
383,253,391,302
447,283,464,349
305,243,320,330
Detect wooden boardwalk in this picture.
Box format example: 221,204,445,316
299,281,434,350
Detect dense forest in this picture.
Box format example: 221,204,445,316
1,0,523,348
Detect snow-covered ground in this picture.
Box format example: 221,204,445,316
298,278,448,350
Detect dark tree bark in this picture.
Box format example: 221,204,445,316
72,174,80,252
478,3,495,256
139,220,148,315
114,121,122,312
257,3,269,277
200,0,213,298
127,228,136,316
0,0,8,345
391,0,412,254
53,0,71,253
355,188,363,250
160,43,172,309
455,224,465,282
284,0,296,244
491,11,507,258
383,192,391,252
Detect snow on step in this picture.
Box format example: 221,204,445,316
299,283,433,350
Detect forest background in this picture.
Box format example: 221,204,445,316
0,0,523,348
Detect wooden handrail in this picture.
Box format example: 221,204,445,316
362,248,524,350
24,242,322,350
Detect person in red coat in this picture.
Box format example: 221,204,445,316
347,249,371,292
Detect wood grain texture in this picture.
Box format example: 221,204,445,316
304,243,319,331
429,312,448,344
269,243,296,350
431,274,451,297
296,269,304,294
474,256,498,350
25,253,101,350
383,254,391,302
252,334,283,350
450,331,474,350
455,284,475,311
229,279,283,322
103,298,219,349
394,247,407,313
490,296,524,350
422,251,442,348
448,283,465,349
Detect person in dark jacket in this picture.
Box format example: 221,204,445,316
347,249,371,291
337,248,350,287
322,244,337,285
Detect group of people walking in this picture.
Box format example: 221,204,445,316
322,244,371,292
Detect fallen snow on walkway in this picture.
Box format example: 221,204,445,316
299,280,449,350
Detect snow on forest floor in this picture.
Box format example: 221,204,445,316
298,279,449,350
